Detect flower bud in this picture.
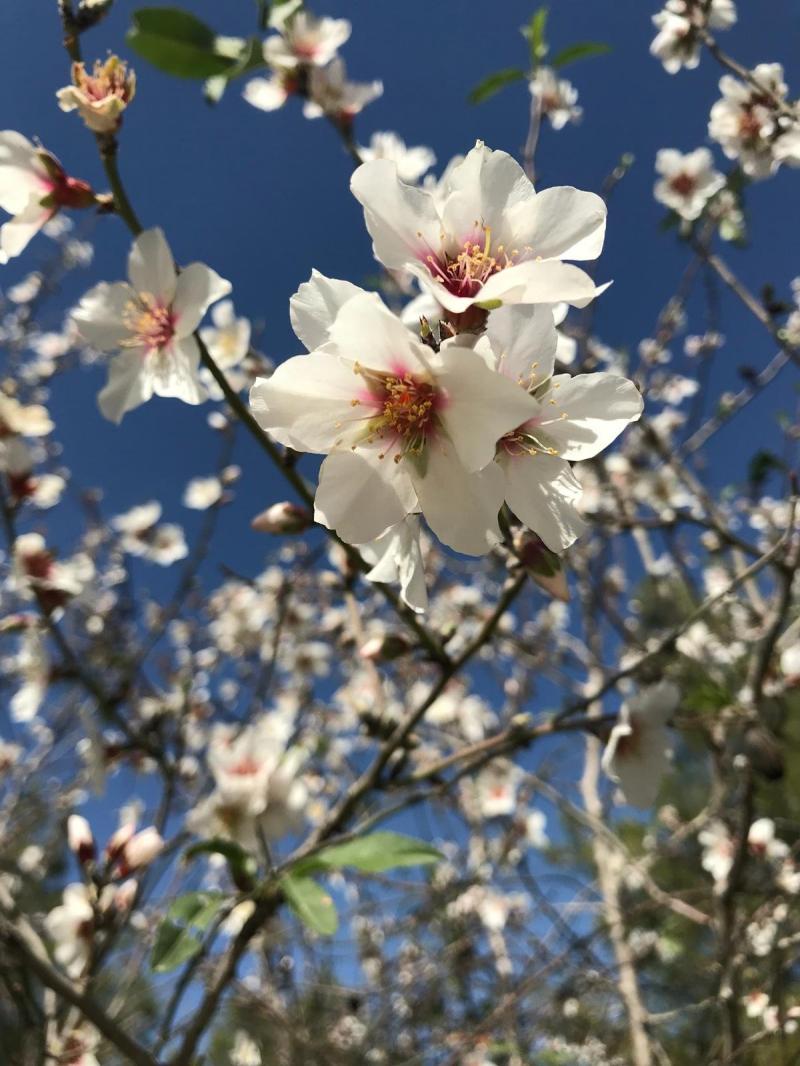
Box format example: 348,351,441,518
251,501,312,534
513,531,569,602
119,827,164,874
105,821,135,864
67,815,95,865
57,57,136,135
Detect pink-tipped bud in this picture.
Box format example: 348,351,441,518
114,878,138,912
67,815,95,865
119,827,164,874
513,532,569,603
105,821,135,864
251,502,312,535
359,634,410,663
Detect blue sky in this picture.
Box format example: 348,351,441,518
0,0,798,580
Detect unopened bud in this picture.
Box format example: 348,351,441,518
251,501,312,534
105,821,135,864
514,531,569,602
114,878,138,912
359,633,410,662
67,814,95,865
119,827,164,874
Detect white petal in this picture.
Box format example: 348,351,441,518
173,262,232,337
434,345,538,472
479,258,607,308
72,281,134,349
0,199,51,262
290,271,367,350
98,349,153,423
538,373,643,460
350,159,441,272
147,335,203,404
513,186,607,261
501,452,586,552
127,227,176,303
362,515,428,613
440,144,533,246
314,449,416,544
243,76,289,111
413,443,504,556
326,291,432,376
0,131,44,214
250,351,367,452
484,304,558,386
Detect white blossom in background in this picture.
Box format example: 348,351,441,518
475,304,642,552
472,760,522,818
0,131,94,263
654,147,725,220
112,501,188,565
264,7,350,68
709,64,799,178
303,57,383,121
358,131,436,184
72,227,231,422
529,67,582,129
9,629,49,722
187,715,308,850
360,515,428,614
44,884,94,977
351,141,608,317
602,681,679,807
553,303,577,365
699,819,735,890
183,475,224,510
651,0,737,74
199,298,251,371
251,276,538,554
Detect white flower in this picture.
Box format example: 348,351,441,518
351,141,607,318
709,64,791,178
474,760,521,818
529,67,582,130
525,809,549,848
198,298,251,369
0,132,94,263
304,57,383,120
476,304,643,552
264,9,350,69
72,227,231,422
251,275,539,554
654,148,725,220
183,475,224,510
0,394,53,437
360,515,427,613
602,681,679,807
243,71,296,113
44,883,94,977
188,715,307,849
10,629,49,722
699,819,734,889
358,132,436,184
780,643,800,679
650,0,736,74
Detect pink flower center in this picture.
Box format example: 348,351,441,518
669,172,696,197
424,226,520,299
350,366,444,460
227,756,262,777
123,294,176,352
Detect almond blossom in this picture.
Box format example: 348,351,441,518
251,275,539,553
0,131,94,263
360,515,428,614
475,304,643,552
357,131,436,184
601,680,679,807
650,0,737,74
351,142,607,320
44,883,94,977
72,227,231,422
654,147,725,220
264,7,350,69
709,64,800,178
529,67,582,130
56,56,136,134
303,57,383,121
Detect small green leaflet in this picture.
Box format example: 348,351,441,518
550,41,611,69
128,9,262,81
183,838,257,891
294,831,443,876
521,7,548,64
151,892,227,973
469,67,527,105
280,874,338,935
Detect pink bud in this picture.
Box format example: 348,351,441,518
114,879,138,912
67,815,95,864
251,502,312,535
119,827,164,874
105,821,135,864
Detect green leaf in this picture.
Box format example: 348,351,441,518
521,7,548,64
184,838,257,891
128,8,245,79
151,919,201,973
167,892,226,930
280,874,338,935
296,832,443,875
550,41,611,68
468,67,527,105
203,36,266,103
